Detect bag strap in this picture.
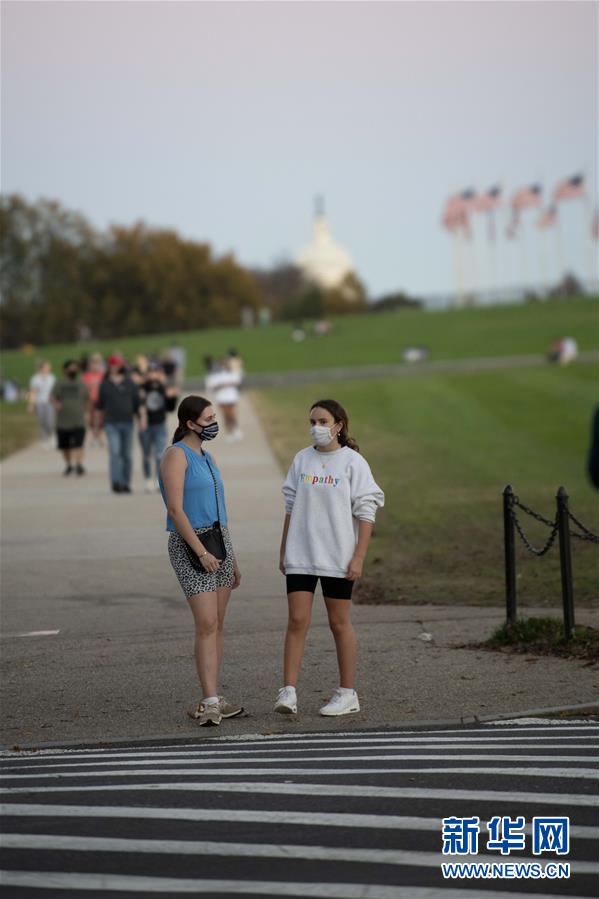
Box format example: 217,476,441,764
203,453,222,525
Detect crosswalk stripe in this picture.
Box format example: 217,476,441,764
3,781,597,805
2,804,596,839
4,734,598,762
2,765,597,781
1,833,597,875
0,873,584,898
2,750,595,772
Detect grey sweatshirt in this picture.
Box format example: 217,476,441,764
282,445,385,578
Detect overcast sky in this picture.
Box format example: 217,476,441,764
2,1,596,298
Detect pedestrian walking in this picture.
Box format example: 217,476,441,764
96,355,147,494
205,358,243,442
159,395,242,727
51,360,90,476
27,360,56,448
276,399,384,717
81,353,105,446
138,362,176,492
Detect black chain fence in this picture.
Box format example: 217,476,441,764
503,485,597,639
507,492,598,555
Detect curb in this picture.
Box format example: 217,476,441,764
2,701,597,754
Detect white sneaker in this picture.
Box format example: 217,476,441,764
274,686,297,715
144,478,154,493
320,688,360,717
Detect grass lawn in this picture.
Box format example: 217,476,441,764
252,360,599,609
1,296,597,386
0,402,38,460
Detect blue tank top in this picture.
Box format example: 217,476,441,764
159,442,228,532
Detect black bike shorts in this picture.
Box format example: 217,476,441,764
286,574,354,600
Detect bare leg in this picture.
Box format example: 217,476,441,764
215,586,232,677
187,592,219,697
62,449,72,467
324,597,357,689
283,591,314,686
219,404,236,434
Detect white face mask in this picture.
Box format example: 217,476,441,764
310,424,337,447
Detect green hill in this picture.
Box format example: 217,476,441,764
254,360,599,608
2,296,597,386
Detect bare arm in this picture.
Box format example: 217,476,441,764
347,520,374,581
160,446,221,572
279,513,291,574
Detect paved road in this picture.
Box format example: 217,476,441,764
186,351,599,389
1,395,598,747
1,720,598,897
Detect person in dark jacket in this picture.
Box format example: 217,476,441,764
96,355,147,493
588,405,599,490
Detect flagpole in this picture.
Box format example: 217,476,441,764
538,228,548,297
520,216,529,295
454,229,466,307
582,186,598,289
555,212,566,285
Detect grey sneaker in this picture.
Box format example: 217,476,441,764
218,695,244,718
274,686,297,715
188,702,222,726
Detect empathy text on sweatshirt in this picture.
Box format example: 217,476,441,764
282,445,385,578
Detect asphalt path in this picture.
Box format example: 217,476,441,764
1,396,598,749
185,351,599,389
1,720,598,897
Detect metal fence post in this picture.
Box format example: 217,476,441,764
503,485,517,626
556,486,575,640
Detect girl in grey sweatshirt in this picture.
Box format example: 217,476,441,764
276,399,384,718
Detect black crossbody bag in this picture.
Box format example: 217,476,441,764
183,454,227,570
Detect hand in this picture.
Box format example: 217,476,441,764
200,552,221,573
346,555,364,581
232,564,241,589
279,555,286,575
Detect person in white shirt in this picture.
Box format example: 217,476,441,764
27,360,56,447
276,399,384,718
205,359,243,442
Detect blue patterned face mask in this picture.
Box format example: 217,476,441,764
199,422,219,441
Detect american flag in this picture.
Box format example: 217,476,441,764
473,186,502,213
553,174,585,202
511,184,542,210
536,206,558,229
505,213,519,240
442,193,471,235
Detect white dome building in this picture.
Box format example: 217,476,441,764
297,199,355,290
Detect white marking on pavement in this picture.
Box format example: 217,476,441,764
486,718,597,725
2,803,597,840
2,782,597,806
2,765,597,781
6,630,60,638
2,833,597,875
0,873,583,898
3,752,596,773
3,725,596,759
3,741,596,766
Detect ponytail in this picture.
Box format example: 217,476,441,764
172,395,212,444
310,398,360,454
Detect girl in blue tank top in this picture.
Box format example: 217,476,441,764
159,395,242,727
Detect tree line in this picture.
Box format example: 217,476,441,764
0,195,375,349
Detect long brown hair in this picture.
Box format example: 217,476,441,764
310,399,360,453
172,395,212,444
